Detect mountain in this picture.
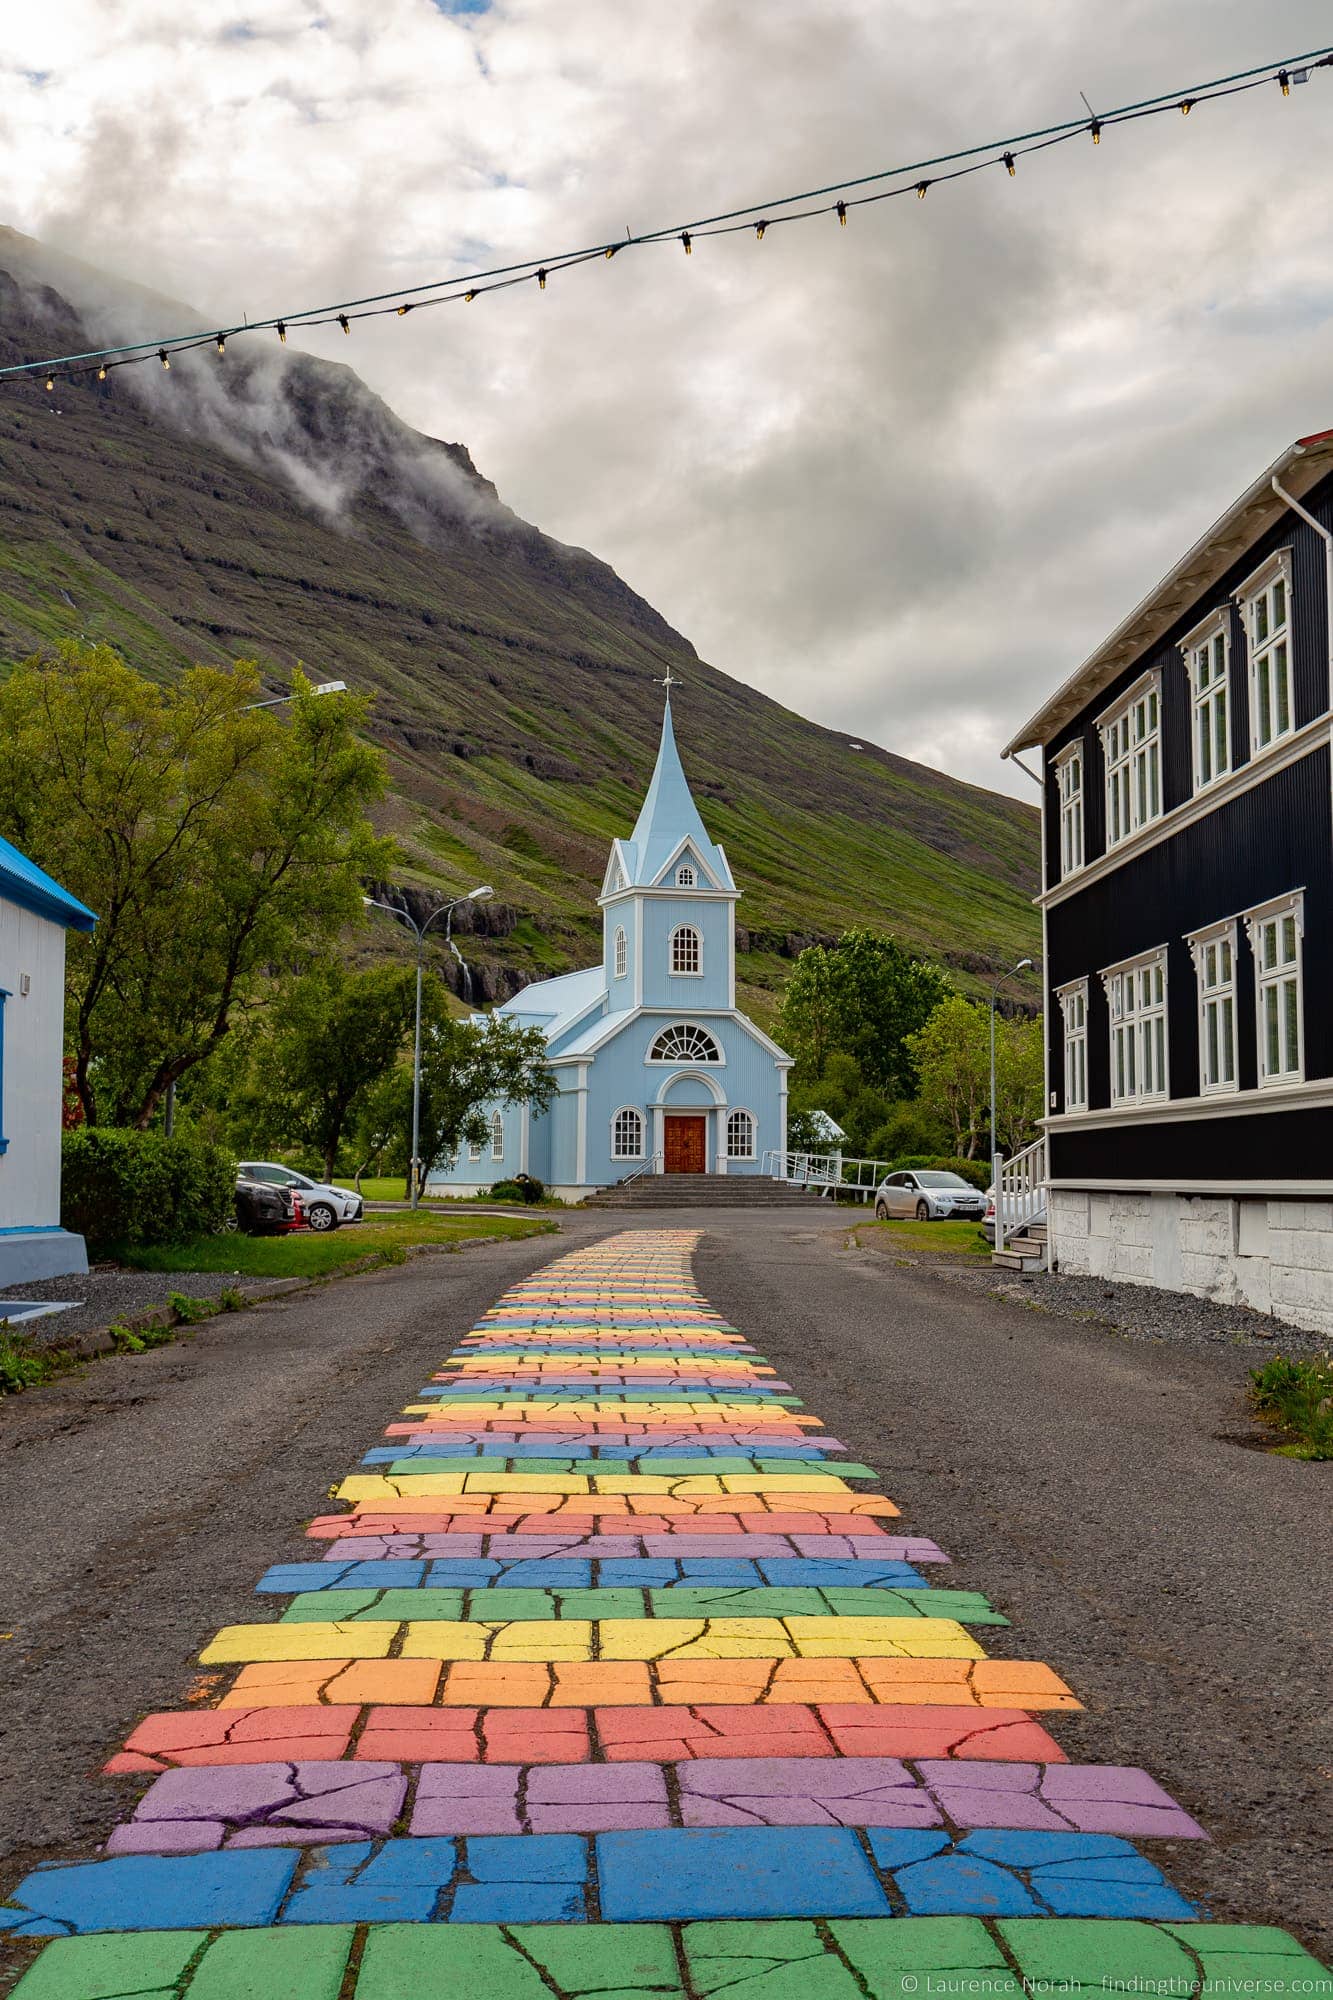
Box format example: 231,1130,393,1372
0,228,1040,1020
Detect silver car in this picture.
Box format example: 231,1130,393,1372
874,1169,987,1222
237,1163,364,1233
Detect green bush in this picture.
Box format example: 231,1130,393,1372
486,1175,546,1205
62,1128,237,1253
888,1155,990,1191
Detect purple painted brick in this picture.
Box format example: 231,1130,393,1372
526,1763,670,1834
107,1763,406,1853
411,1766,521,1837
678,1757,939,1830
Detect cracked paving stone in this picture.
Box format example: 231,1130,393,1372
104,1763,407,1854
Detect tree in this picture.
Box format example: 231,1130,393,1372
777,930,949,1096
906,998,1046,1160
247,964,414,1180
0,643,394,1127
355,975,557,1195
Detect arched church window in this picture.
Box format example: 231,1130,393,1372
614,927,628,979
727,1109,756,1159
670,925,702,975
490,1111,505,1160
612,1107,644,1158
610,861,626,892
648,1023,721,1063
676,864,696,887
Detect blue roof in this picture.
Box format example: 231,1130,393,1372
620,700,733,891
0,835,96,932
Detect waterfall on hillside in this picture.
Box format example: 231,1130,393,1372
448,935,475,1006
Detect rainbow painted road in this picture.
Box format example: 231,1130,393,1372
4,1228,1329,1998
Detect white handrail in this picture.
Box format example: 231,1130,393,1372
617,1152,663,1188
996,1136,1047,1257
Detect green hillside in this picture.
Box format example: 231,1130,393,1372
0,229,1040,1022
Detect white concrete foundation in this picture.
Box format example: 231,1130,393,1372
0,1228,89,1287
1048,1189,1333,1335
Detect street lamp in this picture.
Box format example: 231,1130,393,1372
363,885,494,1207
243,680,347,711
989,957,1035,1194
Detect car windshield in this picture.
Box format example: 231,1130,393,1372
916,1172,972,1189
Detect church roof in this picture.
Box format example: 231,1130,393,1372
497,964,605,1045
616,699,735,892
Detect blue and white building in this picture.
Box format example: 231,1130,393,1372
0,835,97,1282
428,698,792,1202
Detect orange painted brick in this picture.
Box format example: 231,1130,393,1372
218,1656,442,1709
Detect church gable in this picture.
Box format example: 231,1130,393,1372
650,837,723,893
600,841,632,898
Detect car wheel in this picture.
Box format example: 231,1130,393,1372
875,1201,889,1220
915,1199,930,1221
306,1201,339,1232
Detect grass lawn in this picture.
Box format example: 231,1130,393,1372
333,1177,414,1202
119,1209,557,1279
856,1217,991,1259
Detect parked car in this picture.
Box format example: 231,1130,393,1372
236,1163,364,1233
874,1169,987,1223
982,1186,1047,1246
234,1169,305,1235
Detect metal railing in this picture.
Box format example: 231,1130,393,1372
995,1136,1048,1258
762,1150,893,1201
617,1152,663,1188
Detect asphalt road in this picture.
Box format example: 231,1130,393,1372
0,1209,1328,1980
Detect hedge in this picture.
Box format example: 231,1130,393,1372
62,1128,237,1252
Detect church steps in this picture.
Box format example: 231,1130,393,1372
583,1174,828,1209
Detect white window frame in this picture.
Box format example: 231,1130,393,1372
1100,945,1170,1106
1098,672,1162,849
468,1134,483,1162
490,1111,504,1161
1236,550,1294,758
1186,919,1239,1096
647,1023,722,1063
613,926,628,979
676,864,695,887
669,924,703,977
1180,608,1232,794
726,1109,756,1159
1054,744,1084,878
1056,979,1089,1112
611,1106,645,1159
1244,890,1304,1088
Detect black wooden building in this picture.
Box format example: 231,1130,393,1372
1003,428,1333,1328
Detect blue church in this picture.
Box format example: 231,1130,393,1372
428,696,792,1202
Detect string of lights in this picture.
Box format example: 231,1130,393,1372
10,42,1331,395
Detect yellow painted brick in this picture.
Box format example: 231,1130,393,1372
598,1617,793,1660
785,1616,985,1659
199,1622,398,1664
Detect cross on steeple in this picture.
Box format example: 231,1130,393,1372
660,669,679,694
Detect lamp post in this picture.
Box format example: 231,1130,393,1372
989,957,1035,1195
363,886,494,1206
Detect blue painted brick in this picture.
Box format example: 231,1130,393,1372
0,1851,298,1936
596,1829,891,1922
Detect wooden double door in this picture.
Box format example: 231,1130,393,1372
664,1114,708,1174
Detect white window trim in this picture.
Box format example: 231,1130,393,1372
725,1107,756,1160
468,1136,483,1162
613,926,628,980
1097,669,1163,850
489,1111,505,1161
1235,548,1295,762
676,864,696,887
1055,977,1089,1112
646,1023,724,1064
1185,917,1239,1097
1053,743,1085,879
610,1105,646,1159
1099,944,1170,1106
1179,606,1232,795
669,923,704,978
1243,889,1305,1090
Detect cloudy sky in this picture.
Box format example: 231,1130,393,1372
4,1,1333,796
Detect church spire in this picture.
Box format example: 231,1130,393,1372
616,688,735,893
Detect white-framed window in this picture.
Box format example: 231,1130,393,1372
1099,674,1162,848
1186,920,1238,1095
648,1023,721,1063
468,1134,483,1162
612,1107,644,1158
676,864,695,887
490,1111,504,1161
609,860,625,892
726,1109,755,1159
1101,947,1169,1105
670,924,702,976
1244,891,1304,1087
1181,610,1232,792
1056,979,1089,1111
1237,551,1294,756
1054,745,1084,878
613,926,628,979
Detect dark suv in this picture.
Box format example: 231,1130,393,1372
234,1169,305,1235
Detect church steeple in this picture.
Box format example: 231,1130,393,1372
615,694,735,893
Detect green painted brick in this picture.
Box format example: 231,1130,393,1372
830,1916,1017,1999
356,1923,683,2000
1000,1919,1197,1994
8,1934,205,2000
683,1919,865,2000
512,1922,685,1998
280,1589,463,1623
189,1927,354,2000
